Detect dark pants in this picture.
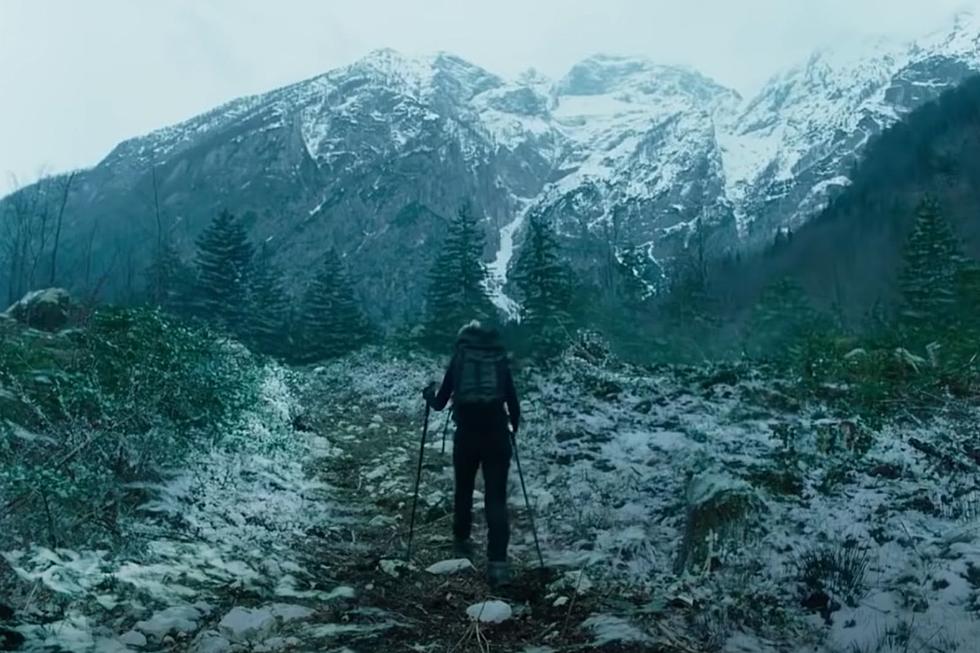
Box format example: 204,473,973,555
453,424,512,562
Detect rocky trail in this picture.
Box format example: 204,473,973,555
3,347,980,652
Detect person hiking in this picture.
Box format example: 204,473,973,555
423,320,521,587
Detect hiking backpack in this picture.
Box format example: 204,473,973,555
453,336,508,405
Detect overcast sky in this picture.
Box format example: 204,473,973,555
0,0,975,190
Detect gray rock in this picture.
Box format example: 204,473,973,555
426,558,475,575
118,630,147,648
134,605,202,640
268,603,313,622
193,631,232,653
466,600,512,624
5,288,72,332
218,607,276,643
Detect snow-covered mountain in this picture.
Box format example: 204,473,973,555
5,11,980,319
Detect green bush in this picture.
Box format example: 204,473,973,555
0,307,260,546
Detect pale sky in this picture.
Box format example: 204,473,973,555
0,0,975,191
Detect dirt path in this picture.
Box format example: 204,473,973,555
297,376,702,653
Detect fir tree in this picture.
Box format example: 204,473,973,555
898,196,964,342
423,203,497,344
297,250,371,362
513,214,573,359
246,253,293,358
193,210,254,332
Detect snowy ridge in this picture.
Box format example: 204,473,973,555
79,9,980,308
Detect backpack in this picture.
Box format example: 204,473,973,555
453,328,508,405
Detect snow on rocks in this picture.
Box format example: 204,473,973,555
379,559,413,578
217,606,276,643
426,558,475,575
134,604,203,640
118,630,147,648
466,600,513,624
191,631,232,653
1,365,341,651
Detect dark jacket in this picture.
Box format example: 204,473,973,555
426,328,520,434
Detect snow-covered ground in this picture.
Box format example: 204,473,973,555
3,349,979,652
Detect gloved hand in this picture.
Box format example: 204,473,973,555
422,381,438,403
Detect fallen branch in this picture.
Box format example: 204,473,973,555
908,437,974,472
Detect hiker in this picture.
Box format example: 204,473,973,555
423,320,521,587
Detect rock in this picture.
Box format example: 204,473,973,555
256,636,290,652
134,605,202,640
119,630,147,648
465,600,512,624
379,559,411,578
5,288,72,331
425,559,474,575
673,471,765,574
218,607,276,643
553,596,569,607
192,631,232,653
268,604,314,622
0,603,13,621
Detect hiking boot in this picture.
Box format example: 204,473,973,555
487,561,512,588
453,538,475,560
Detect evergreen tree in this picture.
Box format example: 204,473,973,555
744,277,817,359
898,196,964,343
193,210,254,332
953,260,980,359
513,214,573,359
145,240,194,315
744,277,839,380
423,203,497,344
297,250,372,362
657,221,720,362
246,253,293,358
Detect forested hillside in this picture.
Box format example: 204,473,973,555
730,74,980,321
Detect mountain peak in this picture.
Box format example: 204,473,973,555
557,53,733,102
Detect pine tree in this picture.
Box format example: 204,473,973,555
193,210,254,332
423,203,497,345
297,250,372,362
246,253,293,358
513,214,573,359
898,196,964,342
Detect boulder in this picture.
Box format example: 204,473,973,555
5,288,72,332
465,600,512,624
673,471,765,574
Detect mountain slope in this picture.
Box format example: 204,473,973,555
3,11,980,320
723,73,980,318
725,11,980,249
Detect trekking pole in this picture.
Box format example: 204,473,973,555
406,402,430,560
440,405,452,454
511,432,546,572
